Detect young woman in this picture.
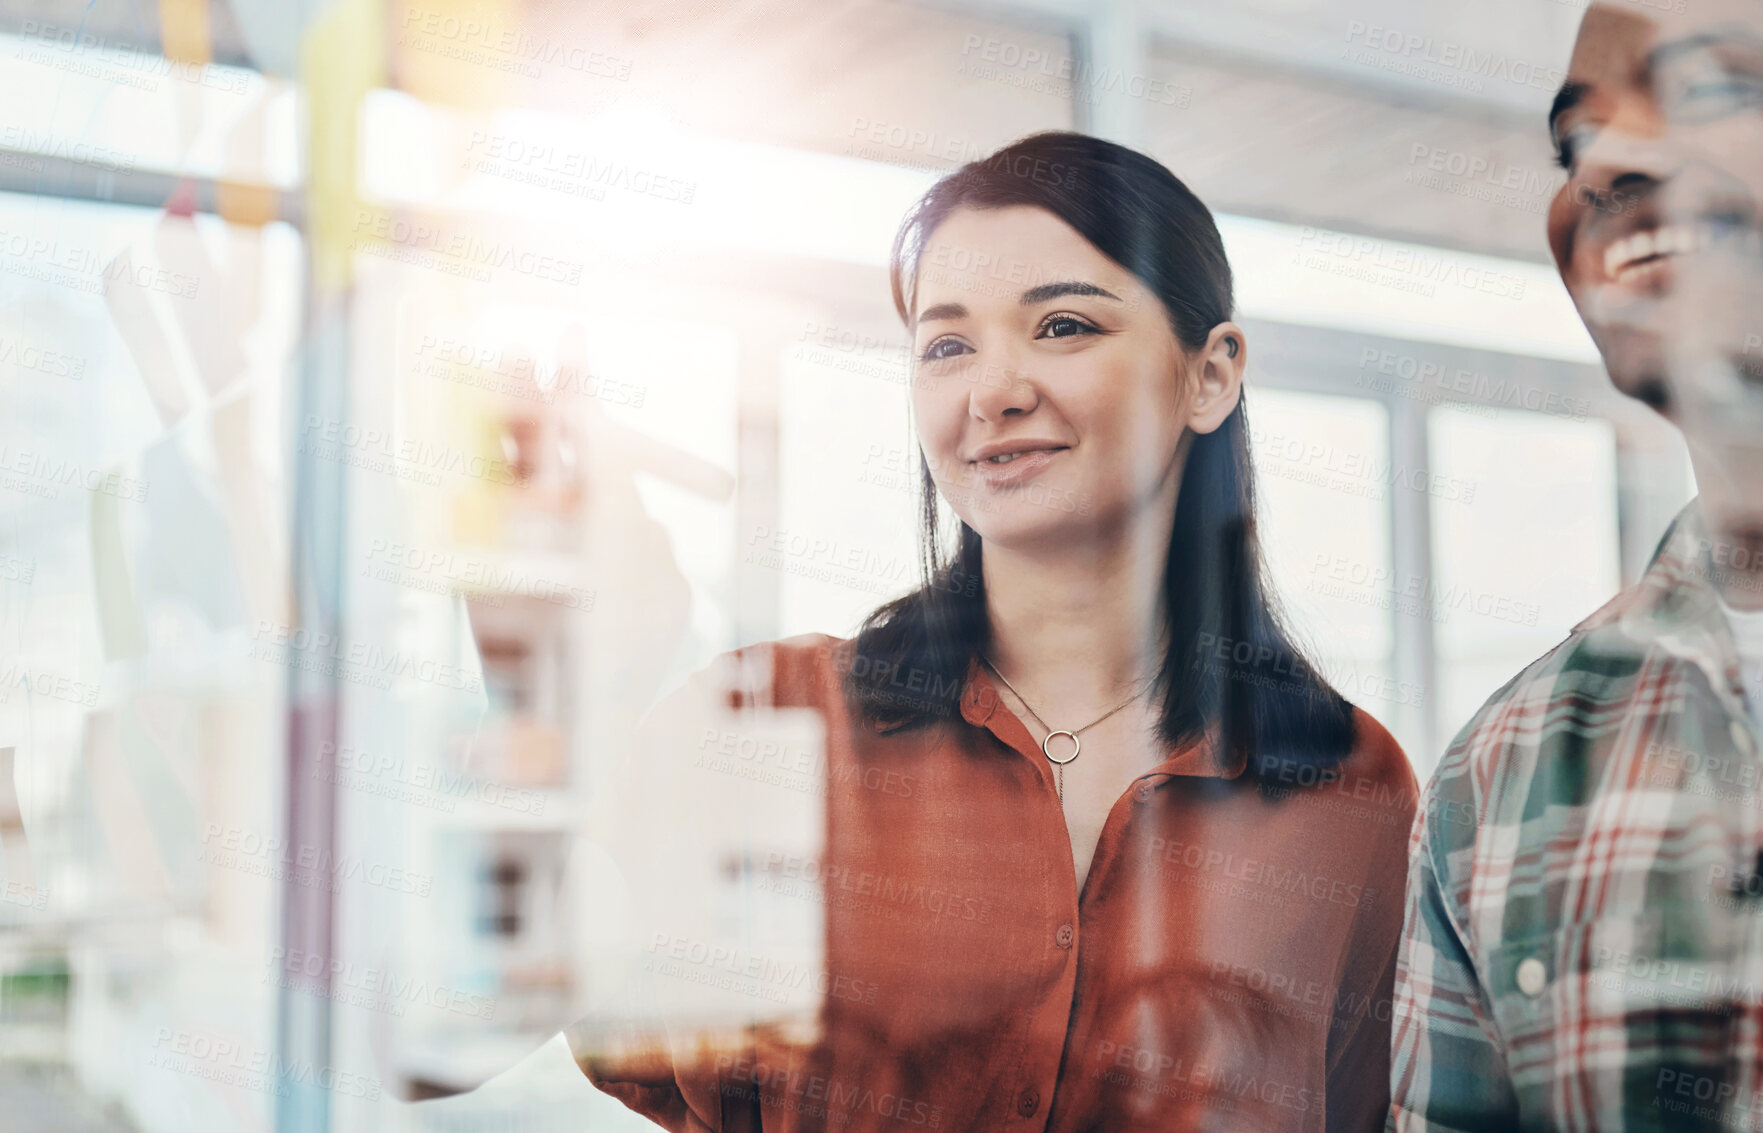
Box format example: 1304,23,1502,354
580,131,1418,1132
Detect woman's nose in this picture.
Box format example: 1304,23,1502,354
968,359,1040,421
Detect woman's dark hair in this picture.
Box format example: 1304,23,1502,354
840,130,1356,783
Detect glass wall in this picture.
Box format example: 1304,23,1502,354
0,2,1700,1130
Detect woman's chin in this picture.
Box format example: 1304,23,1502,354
957,501,1104,551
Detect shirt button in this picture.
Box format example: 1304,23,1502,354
1516,956,1547,998
1055,922,1075,949
1016,1087,1040,1118
1135,781,1154,802
1732,720,1756,758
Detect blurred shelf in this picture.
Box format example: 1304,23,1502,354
437,547,591,599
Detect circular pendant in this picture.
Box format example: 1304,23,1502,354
1042,729,1081,765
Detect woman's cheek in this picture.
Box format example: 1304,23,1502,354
908,389,956,462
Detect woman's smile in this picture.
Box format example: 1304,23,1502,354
973,444,1069,487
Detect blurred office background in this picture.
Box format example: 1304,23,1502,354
0,0,1693,1129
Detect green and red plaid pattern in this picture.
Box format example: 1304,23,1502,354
1390,503,1763,1131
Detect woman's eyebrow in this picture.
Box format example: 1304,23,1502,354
916,302,966,324
1019,281,1122,305
914,281,1122,325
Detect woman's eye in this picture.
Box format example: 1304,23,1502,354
1036,314,1099,340
919,337,971,362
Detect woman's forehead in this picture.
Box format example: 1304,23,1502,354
915,207,1139,309
924,206,1101,266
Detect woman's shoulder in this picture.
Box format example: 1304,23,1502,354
1332,706,1421,810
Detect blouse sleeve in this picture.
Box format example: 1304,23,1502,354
1323,715,1420,1132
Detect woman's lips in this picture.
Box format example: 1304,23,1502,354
972,447,1066,488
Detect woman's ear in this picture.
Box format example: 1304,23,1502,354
1188,322,1245,435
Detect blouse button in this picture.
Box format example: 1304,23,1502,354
1055,922,1075,950
1516,956,1547,998
1016,1087,1040,1118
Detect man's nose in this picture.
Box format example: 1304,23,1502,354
1574,119,1679,212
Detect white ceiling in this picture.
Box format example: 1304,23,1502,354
0,0,1596,261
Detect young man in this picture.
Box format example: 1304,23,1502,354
1390,1,1763,1128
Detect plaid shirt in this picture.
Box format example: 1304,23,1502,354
1390,502,1763,1131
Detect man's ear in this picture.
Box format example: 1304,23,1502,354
1189,322,1245,435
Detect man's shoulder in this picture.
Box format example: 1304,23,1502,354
1421,611,1654,842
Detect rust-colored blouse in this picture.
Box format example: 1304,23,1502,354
581,633,1417,1132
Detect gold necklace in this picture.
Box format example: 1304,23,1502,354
981,656,1151,802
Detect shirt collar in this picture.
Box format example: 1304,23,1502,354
1579,499,1748,712
960,656,1244,781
